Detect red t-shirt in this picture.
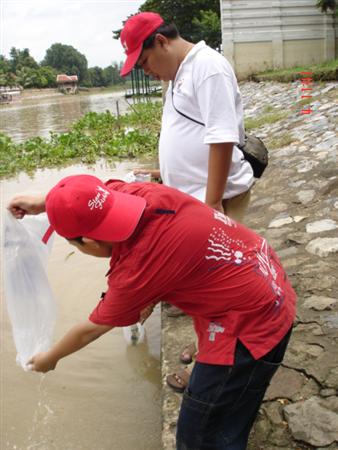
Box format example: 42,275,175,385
89,180,296,365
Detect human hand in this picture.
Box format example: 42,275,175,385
7,195,46,218
133,169,161,179
207,201,224,214
140,303,156,324
27,352,58,373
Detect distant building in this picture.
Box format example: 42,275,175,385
56,74,78,94
221,0,338,79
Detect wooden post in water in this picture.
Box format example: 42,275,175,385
138,69,142,96
131,70,135,97
145,75,150,95
141,70,145,96
126,68,158,98
135,69,138,96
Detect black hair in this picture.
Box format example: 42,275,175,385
142,23,179,50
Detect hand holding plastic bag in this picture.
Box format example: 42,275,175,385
3,211,57,370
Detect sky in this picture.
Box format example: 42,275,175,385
0,0,144,68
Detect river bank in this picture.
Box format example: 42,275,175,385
162,80,338,449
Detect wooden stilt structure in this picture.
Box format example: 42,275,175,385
125,68,161,98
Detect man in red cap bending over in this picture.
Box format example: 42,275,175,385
9,175,296,450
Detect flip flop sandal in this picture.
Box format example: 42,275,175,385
166,367,191,393
179,342,197,364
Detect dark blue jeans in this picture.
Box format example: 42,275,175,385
176,328,292,450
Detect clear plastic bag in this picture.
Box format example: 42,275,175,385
123,171,151,183
122,323,145,345
3,211,57,370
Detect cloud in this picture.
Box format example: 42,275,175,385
1,0,143,67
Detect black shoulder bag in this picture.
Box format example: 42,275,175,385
171,86,268,178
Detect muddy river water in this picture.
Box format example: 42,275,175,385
0,92,161,450
0,89,136,142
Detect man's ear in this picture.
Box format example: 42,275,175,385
155,33,169,49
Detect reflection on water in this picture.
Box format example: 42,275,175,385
1,161,161,450
0,90,137,142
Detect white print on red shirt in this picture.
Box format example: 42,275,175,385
88,186,110,210
207,322,225,342
256,239,277,279
213,210,237,228
255,239,284,310
206,225,247,265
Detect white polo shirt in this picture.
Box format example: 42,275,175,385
159,41,254,201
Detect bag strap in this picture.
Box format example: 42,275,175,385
171,82,246,148
171,83,205,126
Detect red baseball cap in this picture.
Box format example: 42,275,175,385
45,175,146,242
120,12,164,76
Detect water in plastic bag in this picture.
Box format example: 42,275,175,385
122,323,145,345
3,211,57,370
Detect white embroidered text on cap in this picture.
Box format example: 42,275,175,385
88,186,110,210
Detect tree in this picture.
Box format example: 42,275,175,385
83,62,126,87
42,43,88,82
102,65,115,86
1,48,68,88
86,66,106,87
103,62,125,85
316,0,336,13
113,0,222,49
16,67,38,88
1,54,17,86
0,72,8,86
0,55,11,75
192,10,221,50
9,47,39,72
38,66,58,87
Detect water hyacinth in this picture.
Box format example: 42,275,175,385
0,101,163,179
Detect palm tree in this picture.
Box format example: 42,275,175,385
16,67,36,88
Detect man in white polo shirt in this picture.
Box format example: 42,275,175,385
120,11,254,220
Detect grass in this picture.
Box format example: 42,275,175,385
244,110,289,131
298,96,316,106
262,105,277,114
251,59,338,82
266,133,297,150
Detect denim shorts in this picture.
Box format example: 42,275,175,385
176,328,292,450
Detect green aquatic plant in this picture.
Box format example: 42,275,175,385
0,101,163,179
